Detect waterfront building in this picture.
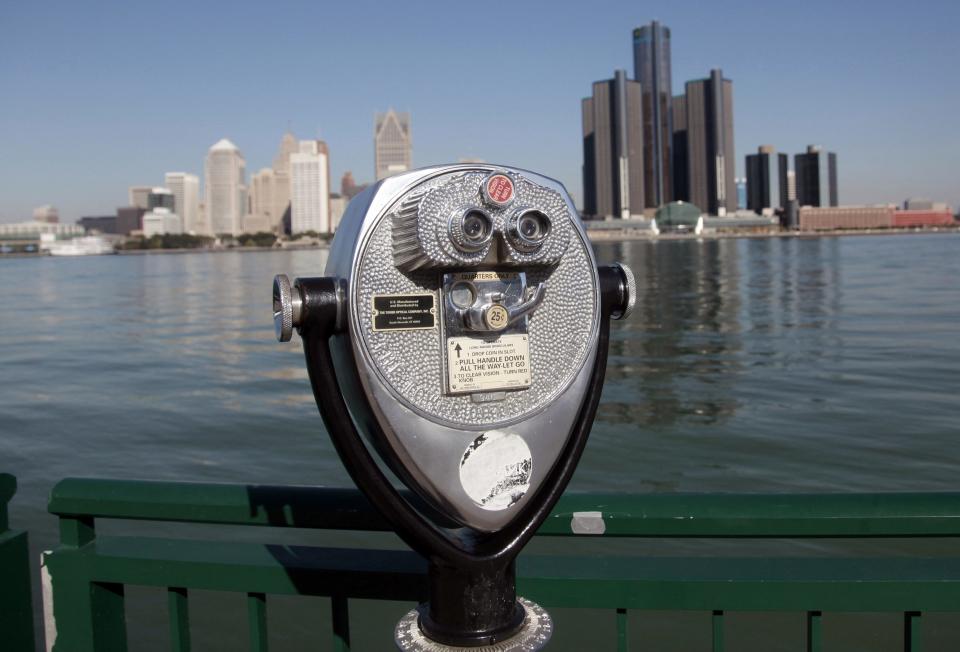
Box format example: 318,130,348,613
273,132,298,175
736,178,747,210
78,216,118,234
671,94,688,202
341,171,356,197
893,209,955,228
0,220,82,238
786,170,797,201
632,20,673,207
799,205,891,230
116,206,146,235
147,187,175,211
581,69,644,219
746,145,789,214
205,139,246,236
128,186,152,209
248,168,274,229
795,145,837,207
164,173,201,234
290,140,330,234
679,69,736,216
142,208,182,237
904,198,935,211
374,109,412,180
33,205,59,223
329,193,347,233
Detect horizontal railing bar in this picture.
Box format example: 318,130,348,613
48,478,960,537
45,535,960,612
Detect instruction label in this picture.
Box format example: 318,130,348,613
447,334,531,393
450,271,519,282
372,294,435,331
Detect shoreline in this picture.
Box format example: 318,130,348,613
586,226,960,242
1,227,956,259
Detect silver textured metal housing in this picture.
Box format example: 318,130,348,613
325,164,600,532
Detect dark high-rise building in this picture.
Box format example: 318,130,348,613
671,94,688,202
116,206,146,235
632,20,673,208
581,70,644,219
78,215,118,234
795,145,838,207
746,145,789,214
681,69,736,215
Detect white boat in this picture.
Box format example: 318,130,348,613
41,234,115,256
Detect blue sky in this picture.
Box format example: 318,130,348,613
1,0,957,222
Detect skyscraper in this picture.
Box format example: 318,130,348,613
745,145,788,214
164,172,201,234
128,186,153,210
581,70,644,219
290,140,330,234
147,187,175,211
205,139,246,236
633,20,673,208
374,109,412,180
795,145,838,207
681,69,736,215
671,94,688,202
273,132,298,175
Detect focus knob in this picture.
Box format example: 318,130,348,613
273,274,302,342
612,263,636,320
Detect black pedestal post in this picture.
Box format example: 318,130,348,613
418,559,525,647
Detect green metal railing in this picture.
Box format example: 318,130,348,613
1,473,37,651
42,478,960,651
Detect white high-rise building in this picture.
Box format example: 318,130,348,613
128,186,153,209
142,208,182,237
786,170,797,202
205,139,246,236
164,172,202,234
290,140,330,235
374,109,412,180
273,132,298,175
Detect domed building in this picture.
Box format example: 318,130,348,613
653,201,703,233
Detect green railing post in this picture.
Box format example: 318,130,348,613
168,587,191,652
616,608,628,652
904,611,921,652
0,473,36,652
712,610,724,652
332,595,351,652
806,611,822,652
48,513,128,651
248,592,268,652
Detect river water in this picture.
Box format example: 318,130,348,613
2,233,959,650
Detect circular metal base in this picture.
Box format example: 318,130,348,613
395,597,552,651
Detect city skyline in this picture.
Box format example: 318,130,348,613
1,0,958,223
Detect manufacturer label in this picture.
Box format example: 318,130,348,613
447,334,531,393
372,294,435,331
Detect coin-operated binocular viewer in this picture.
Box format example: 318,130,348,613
273,165,634,650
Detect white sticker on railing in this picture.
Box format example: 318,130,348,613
41,551,56,652
571,511,606,535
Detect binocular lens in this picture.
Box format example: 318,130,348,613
509,210,551,251
463,211,491,242
451,209,494,252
